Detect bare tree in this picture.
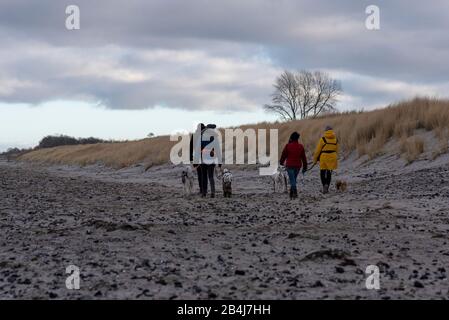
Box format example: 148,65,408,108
264,70,342,121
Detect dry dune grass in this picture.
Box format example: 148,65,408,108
241,97,449,162
400,136,425,164
21,136,175,169
308,97,448,160
20,97,449,168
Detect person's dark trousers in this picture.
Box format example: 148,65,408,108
199,164,208,196
320,170,332,186
286,167,300,191
196,165,203,194
206,164,216,196
200,164,216,197
287,167,299,198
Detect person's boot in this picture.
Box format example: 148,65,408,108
293,189,298,199
289,188,293,199
211,193,215,198
323,184,329,194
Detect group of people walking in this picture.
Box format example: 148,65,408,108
190,123,338,199
280,125,338,198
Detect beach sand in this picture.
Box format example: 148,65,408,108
0,155,448,299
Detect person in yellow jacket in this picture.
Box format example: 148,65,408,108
313,125,338,194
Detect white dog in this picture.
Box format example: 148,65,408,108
181,166,194,196
222,168,233,198
272,165,288,193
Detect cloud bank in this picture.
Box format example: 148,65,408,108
1,0,449,111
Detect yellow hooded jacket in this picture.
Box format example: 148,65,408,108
313,130,338,170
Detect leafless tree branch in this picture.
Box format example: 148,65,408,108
264,70,342,121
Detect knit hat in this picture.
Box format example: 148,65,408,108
325,125,333,131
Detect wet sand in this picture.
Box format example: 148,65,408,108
0,157,448,299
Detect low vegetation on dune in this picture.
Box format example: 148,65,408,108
19,97,449,168
19,136,173,168
37,135,107,149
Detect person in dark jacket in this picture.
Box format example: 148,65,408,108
190,123,206,194
190,123,221,198
279,132,308,199
200,126,217,198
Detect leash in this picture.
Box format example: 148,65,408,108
304,162,317,173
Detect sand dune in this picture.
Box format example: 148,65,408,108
19,98,449,169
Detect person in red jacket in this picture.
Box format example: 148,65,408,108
279,132,308,199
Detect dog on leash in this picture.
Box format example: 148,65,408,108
222,168,233,198
335,180,348,192
181,165,194,196
272,165,288,193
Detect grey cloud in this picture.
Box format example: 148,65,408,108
0,43,278,110
0,0,448,110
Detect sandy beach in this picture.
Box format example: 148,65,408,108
0,156,448,299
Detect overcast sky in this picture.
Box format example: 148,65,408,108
1,0,449,150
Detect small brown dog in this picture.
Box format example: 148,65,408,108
335,180,348,192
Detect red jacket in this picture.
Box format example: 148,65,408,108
280,141,308,170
